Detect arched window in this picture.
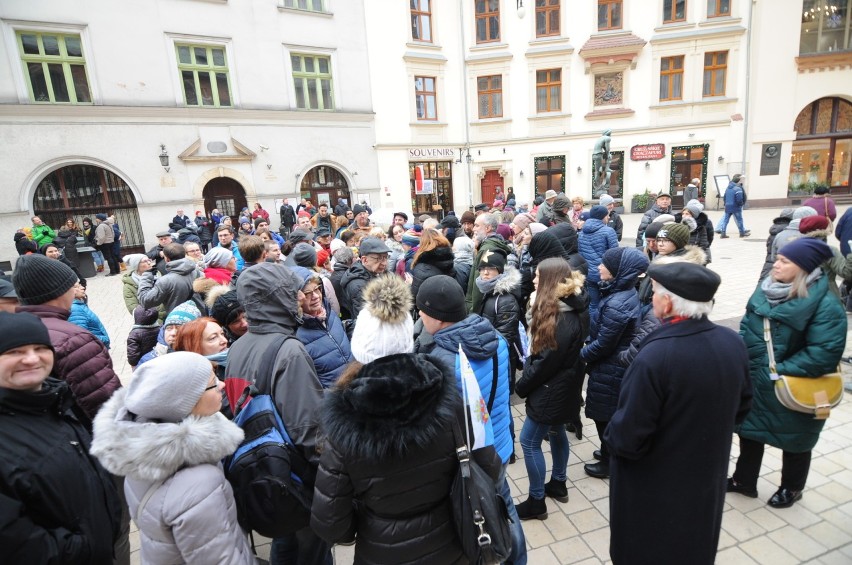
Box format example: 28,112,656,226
34,164,145,252
790,97,852,193
300,165,350,209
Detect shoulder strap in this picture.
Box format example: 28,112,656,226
763,317,777,373
487,349,499,413
136,480,165,524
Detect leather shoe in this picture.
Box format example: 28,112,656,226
584,461,609,479
719,234,730,239
726,477,758,498
593,449,602,461
516,495,548,520
768,487,802,508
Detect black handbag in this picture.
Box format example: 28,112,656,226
449,418,512,565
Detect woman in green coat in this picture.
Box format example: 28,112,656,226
728,238,846,509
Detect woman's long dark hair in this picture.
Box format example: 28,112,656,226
529,257,574,355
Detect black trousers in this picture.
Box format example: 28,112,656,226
99,243,120,274
594,419,611,461
733,436,811,491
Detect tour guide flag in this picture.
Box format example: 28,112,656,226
458,344,495,451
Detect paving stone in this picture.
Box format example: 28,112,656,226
715,546,761,564
549,535,595,563
803,520,852,551
579,527,610,560
721,508,767,542
524,546,561,564
767,525,828,561
572,476,610,502
745,507,788,532
522,517,556,548
543,506,580,541
739,535,801,565
568,508,608,534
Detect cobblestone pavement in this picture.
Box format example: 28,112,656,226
84,206,852,564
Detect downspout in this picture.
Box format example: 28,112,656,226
741,0,755,176
459,0,473,209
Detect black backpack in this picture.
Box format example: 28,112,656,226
224,335,316,537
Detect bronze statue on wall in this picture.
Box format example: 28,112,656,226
593,129,613,194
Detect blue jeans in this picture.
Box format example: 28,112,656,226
717,210,746,235
269,527,332,565
498,465,528,565
520,417,569,499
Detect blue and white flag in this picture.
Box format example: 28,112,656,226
458,344,495,451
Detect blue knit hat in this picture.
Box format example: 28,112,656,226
776,238,833,274
164,301,202,328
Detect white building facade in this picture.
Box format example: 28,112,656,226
364,0,852,219
0,0,378,259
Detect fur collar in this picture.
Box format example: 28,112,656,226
663,245,707,265
491,266,521,295
321,353,459,460
90,388,244,482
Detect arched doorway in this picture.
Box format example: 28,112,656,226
300,165,350,209
203,178,248,224
34,164,145,254
790,97,852,194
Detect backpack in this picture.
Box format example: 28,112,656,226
224,335,315,538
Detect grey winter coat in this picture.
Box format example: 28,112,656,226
91,389,254,565
137,257,198,315
635,203,671,247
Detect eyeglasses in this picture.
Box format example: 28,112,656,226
204,382,219,392
366,254,389,263
302,286,322,296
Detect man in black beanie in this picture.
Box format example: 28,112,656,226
414,275,528,564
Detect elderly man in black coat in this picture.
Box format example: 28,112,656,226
605,261,752,565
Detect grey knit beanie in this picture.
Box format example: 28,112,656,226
793,206,817,220
125,351,213,423
204,247,233,268
12,254,79,305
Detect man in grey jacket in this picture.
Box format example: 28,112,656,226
137,243,197,315
226,262,329,564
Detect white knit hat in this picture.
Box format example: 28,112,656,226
350,275,414,364
204,246,233,268
125,351,213,422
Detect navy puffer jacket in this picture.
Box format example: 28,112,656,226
297,301,353,388
578,219,618,283
581,249,648,421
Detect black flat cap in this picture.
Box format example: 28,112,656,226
647,262,720,302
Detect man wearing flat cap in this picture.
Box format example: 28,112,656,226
605,261,752,565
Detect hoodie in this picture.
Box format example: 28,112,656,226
137,257,199,315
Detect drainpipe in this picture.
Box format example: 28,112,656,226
459,0,473,209
741,0,755,176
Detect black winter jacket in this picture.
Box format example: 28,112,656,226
520,231,587,306
340,261,380,320
311,353,499,565
0,379,121,564
330,262,351,320
475,267,522,368
759,216,793,281
411,246,457,300
517,287,589,425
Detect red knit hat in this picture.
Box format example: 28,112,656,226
316,248,331,267
798,215,830,234
297,210,311,219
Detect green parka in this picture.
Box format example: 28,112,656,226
738,273,846,452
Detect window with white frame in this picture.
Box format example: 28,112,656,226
291,54,334,110
282,0,326,12
16,31,91,104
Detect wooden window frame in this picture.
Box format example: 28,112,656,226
660,55,685,101
598,0,623,31
702,50,727,98
477,75,503,119
536,68,561,113
175,43,232,107
282,0,326,12
534,155,566,196
475,0,501,44
536,0,561,38
411,0,433,42
291,53,335,111
707,0,731,18
415,76,437,121
16,31,92,104
664,0,687,23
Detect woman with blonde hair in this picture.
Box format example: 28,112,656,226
515,257,589,520
410,228,457,298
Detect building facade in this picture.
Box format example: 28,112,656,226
365,0,852,219
0,0,378,259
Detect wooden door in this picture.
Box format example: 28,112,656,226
203,178,248,224
480,169,503,205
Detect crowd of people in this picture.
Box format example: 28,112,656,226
1,185,849,564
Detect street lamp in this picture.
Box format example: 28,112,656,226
159,144,170,173
517,0,526,18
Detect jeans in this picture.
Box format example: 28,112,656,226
269,527,332,565
497,465,528,565
733,436,812,491
717,210,746,235
520,417,569,499
92,249,104,267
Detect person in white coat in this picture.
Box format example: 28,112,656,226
91,351,255,565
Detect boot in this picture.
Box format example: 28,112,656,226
516,495,548,521
584,461,610,479
544,479,569,503
593,449,602,461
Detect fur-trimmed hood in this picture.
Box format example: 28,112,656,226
666,244,707,265
204,283,233,309
802,229,832,242
91,388,244,482
321,353,459,460
491,265,522,295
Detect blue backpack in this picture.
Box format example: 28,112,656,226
224,335,315,537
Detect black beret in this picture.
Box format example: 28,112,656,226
647,262,720,302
